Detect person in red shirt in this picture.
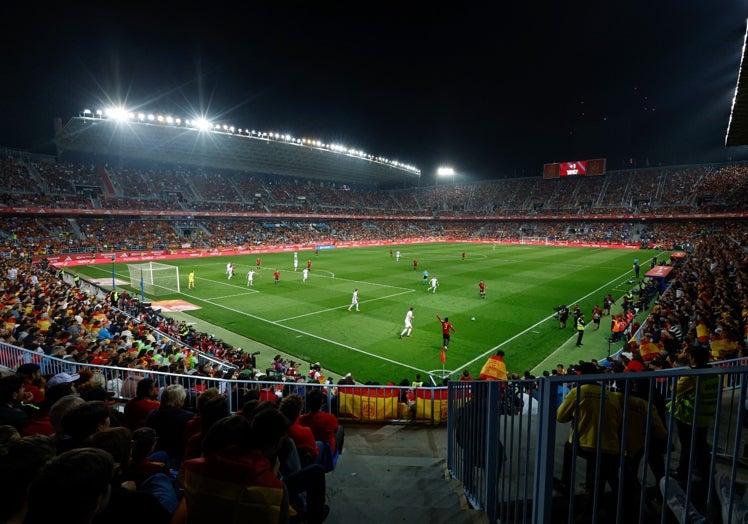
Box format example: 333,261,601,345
620,351,645,372
256,257,262,270
413,259,418,271
591,304,603,330
435,314,456,351
307,259,312,271
279,393,319,467
273,269,280,284
123,378,160,430
299,389,343,456
478,280,486,299
459,369,473,381
16,363,44,406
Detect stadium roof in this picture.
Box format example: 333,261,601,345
726,19,748,147
54,113,421,188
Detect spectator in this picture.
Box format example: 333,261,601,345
123,378,160,430
59,400,111,452
86,426,173,523
299,388,344,457
175,414,292,524
279,393,320,467
145,383,194,468
183,395,230,461
555,361,622,522
25,447,116,524
15,363,44,405
478,350,508,380
129,426,171,484
182,387,222,447
0,434,56,523
669,345,720,482
22,382,76,436
0,374,30,432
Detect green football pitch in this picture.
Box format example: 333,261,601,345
76,243,669,385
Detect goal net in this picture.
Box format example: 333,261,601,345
126,262,180,296
519,236,550,245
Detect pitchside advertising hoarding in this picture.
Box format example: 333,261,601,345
543,158,606,179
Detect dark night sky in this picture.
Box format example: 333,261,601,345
2,3,747,183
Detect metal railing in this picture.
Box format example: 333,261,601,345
446,362,748,524
1,344,449,424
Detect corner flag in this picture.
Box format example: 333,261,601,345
440,346,446,364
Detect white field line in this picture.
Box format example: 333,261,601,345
460,266,642,374
198,297,429,375
210,291,259,300
277,289,416,322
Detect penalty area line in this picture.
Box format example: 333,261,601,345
199,298,429,376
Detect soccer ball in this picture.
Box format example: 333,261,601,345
471,317,476,321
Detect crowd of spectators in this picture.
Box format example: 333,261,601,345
2,154,748,218
0,256,344,522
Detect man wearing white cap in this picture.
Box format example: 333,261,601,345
46,372,80,389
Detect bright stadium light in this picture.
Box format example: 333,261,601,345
437,166,455,186
106,107,129,121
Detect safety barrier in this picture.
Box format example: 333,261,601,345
2,344,448,424
446,363,748,523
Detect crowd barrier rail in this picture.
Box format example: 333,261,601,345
446,360,748,523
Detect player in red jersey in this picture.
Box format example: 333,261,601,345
435,314,455,351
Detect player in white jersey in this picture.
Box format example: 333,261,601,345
399,307,414,338
347,288,360,311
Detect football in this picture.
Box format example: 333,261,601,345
471,317,476,321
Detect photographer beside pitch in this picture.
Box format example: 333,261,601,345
556,305,570,329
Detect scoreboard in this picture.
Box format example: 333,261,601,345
543,158,606,179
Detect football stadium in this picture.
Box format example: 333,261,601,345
1,105,747,523
3,8,748,522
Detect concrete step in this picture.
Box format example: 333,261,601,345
323,424,490,524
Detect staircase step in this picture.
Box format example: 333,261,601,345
324,424,490,524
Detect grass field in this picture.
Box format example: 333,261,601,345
75,243,669,384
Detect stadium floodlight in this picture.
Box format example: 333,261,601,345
437,166,456,186
106,107,129,121
70,103,422,176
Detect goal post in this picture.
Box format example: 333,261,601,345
126,262,180,296
519,236,550,245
